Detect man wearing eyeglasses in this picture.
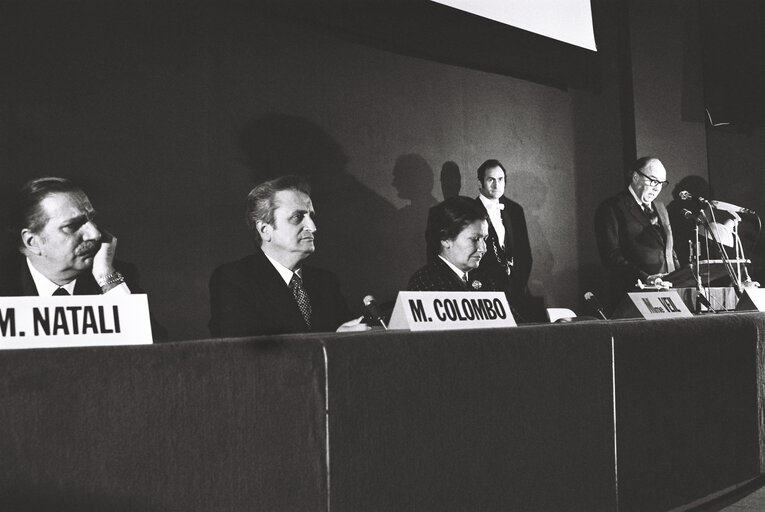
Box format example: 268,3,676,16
595,157,679,311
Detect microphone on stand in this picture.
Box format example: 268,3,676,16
710,200,756,215
363,295,388,330
678,190,710,206
682,208,704,224
679,191,756,215
584,292,608,321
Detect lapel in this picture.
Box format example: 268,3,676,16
251,250,308,329
73,274,102,295
654,201,676,272
19,259,40,296
476,196,509,258
499,196,513,253
436,258,468,290
623,192,651,228
623,192,665,244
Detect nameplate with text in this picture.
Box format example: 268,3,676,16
388,291,516,331
0,294,154,350
625,290,693,319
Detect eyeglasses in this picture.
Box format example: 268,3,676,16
637,169,669,188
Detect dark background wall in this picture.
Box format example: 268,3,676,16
1,0,738,340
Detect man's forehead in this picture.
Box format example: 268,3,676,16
40,191,93,219
643,160,666,179
484,167,505,179
274,189,314,212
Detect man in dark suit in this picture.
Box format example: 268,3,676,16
1,177,135,296
595,157,679,309
473,159,533,307
0,177,167,339
209,175,364,337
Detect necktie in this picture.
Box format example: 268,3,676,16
53,287,70,296
642,204,656,223
289,273,312,329
643,203,666,240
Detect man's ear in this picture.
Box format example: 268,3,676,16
256,221,272,243
20,229,42,255
440,238,451,250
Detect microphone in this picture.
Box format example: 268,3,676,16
679,191,755,215
678,190,710,205
363,295,388,330
584,292,608,321
710,200,756,215
682,208,704,224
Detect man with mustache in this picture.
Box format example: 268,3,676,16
209,175,362,337
595,157,679,311
1,177,132,296
0,177,167,339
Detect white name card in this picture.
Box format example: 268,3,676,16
735,288,765,312
625,290,693,319
0,294,154,350
388,291,516,331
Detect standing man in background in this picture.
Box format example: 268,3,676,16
595,156,679,311
474,159,533,313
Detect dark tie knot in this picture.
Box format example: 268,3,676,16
53,287,70,296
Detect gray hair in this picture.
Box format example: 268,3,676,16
246,175,311,246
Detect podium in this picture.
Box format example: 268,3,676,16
663,261,740,288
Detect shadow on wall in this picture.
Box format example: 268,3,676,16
238,114,432,307
440,161,462,199
391,154,439,266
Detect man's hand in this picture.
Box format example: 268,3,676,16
91,230,118,281
336,316,371,332
646,273,672,289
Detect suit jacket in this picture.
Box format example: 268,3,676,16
0,251,168,340
474,196,533,300
407,257,499,292
208,250,352,338
595,190,679,303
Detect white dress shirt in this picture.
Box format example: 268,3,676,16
478,194,505,249
26,258,130,296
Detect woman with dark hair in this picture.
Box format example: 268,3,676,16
408,196,497,291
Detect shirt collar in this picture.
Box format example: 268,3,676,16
627,185,648,207
26,258,77,296
263,252,301,286
478,194,503,210
438,255,469,282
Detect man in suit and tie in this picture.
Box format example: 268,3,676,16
1,177,135,297
474,159,533,308
209,175,364,337
0,176,167,339
595,157,679,310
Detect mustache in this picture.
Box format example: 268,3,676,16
74,240,101,256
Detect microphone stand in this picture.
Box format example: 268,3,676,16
699,207,742,298
690,218,714,313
